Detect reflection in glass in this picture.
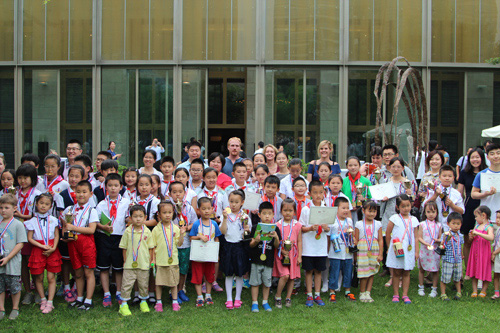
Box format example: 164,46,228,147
0,71,14,166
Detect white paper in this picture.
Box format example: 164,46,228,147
189,240,220,262
480,173,500,192
309,206,337,225
242,190,261,211
369,182,398,200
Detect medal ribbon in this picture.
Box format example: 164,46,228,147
44,175,63,194
107,195,122,226
73,203,91,228
162,223,174,260
363,219,375,251
337,217,348,245
201,220,213,241
36,215,50,245
440,185,449,214
399,214,413,248
278,219,294,259
131,226,144,262
425,220,437,244
204,188,218,213
0,217,15,254
18,187,35,215
450,232,458,260
261,240,268,258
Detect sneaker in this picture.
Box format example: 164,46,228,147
34,293,42,304
178,290,190,302
77,302,93,311
205,297,214,305
64,289,77,303
275,298,282,309
365,292,374,303
243,279,251,289
345,293,356,301
212,282,223,292
251,303,259,313
22,292,34,305
418,288,425,297
454,292,462,300
115,294,124,305
234,300,242,308
314,296,325,306
172,303,180,311
102,295,112,308
285,298,292,308
305,296,314,307
154,303,163,312
148,295,156,304
440,294,450,301
359,292,367,303
329,293,336,303
291,288,299,296
68,300,83,308
40,299,47,311
429,289,438,298
140,301,150,312
225,301,234,309
119,304,132,316
8,309,19,320
321,284,328,293
262,303,272,311
196,299,204,307
202,282,207,294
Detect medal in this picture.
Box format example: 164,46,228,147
260,254,267,261
400,214,413,253
162,223,174,265
260,240,268,261
132,261,138,268
443,211,449,217
131,225,144,268
168,257,173,264
315,234,321,240
408,245,412,251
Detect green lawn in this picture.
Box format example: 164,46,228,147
4,270,500,332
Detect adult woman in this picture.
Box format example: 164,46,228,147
275,152,289,181
263,144,279,175
138,149,163,179
457,148,487,273
107,141,122,160
418,150,445,196
252,153,266,170
307,140,341,182
208,152,232,190
0,153,5,174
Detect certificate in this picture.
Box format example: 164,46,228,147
480,173,500,192
189,240,220,262
369,182,397,201
309,206,337,225
242,190,261,211
254,223,277,241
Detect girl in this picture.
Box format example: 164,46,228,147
139,150,163,179
131,174,160,230
122,167,139,200
36,154,69,195
273,199,302,308
152,201,186,312
417,201,441,298
151,174,164,201
241,158,254,185
355,200,383,303
325,174,351,209
220,190,251,309
254,165,270,196
275,152,289,181
292,178,310,221
174,168,198,209
252,153,266,171
263,144,279,175
466,206,494,297
385,194,419,304
342,157,372,223
491,211,500,300
24,193,62,313
0,169,16,196
317,162,331,188
418,150,444,197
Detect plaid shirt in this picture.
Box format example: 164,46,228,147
442,231,464,264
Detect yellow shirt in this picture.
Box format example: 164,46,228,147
119,225,154,270
152,223,181,266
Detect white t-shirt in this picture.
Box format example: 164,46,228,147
279,174,309,199
62,202,99,234
138,167,164,181
131,194,160,220
24,214,59,243
299,201,328,257
423,185,465,231
329,217,354,260
223,210,252,243
95,196,131,236
36,176,69,195
473,168,500,216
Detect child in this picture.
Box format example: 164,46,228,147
247,201,280,312
188,158,205,196
189,197,222,307
329,197,357,302
122,167,139,200
0,194,27,320
56,165,85,209
152,201,185,312
466,205,494,297
95,174,131,307
260,175,283,221
170,181,197,303
273,199,302,308
74,155,94,186
342,156,372,223
36,154,69,195
131,174,160,230
253,164,270,195
326,174,352,209
62,181,99,310
174,168,198,209
242,158,254,185
93,159,119,203
220,190,251,309
317,162,331,188
92,151,112,187
440,212,464,301
299,180,330,307
491,210,500,300
291,178,311,221
472,143,500,214
280,158,308,200
159,156,175,199
0,169,16,197
386,194,419,304
226,162,256,193
424,165,464,231
151,174,164,201
118,205,155,316
24,193,61,313
198,168,229,223
355,200,383,303
417,201,442,298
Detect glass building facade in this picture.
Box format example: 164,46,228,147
2,0,500,168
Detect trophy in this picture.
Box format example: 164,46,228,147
392,237,404,257
241,211,250,236
355,183,365,207
435,231,451,256
373,168,382,185
282,240,292,265
403,179,413,200
175,200,185,227
63,213,78,240
7,185,16,195
346,226,358,253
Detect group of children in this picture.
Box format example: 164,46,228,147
1,142,500,320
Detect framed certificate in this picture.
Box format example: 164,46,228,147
309,206,337,225
189,240,220,262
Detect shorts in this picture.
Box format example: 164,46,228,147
28,240,62,275
249,263,273,288
178,248,191,275
121,269,149,301
221,242,248,277
68,234,96,270
156,265,180,287
0,274,21,295
302,256,327,272
191,261,215,285
441,261,462,284
95,233,124,270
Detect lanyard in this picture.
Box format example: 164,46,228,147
44,175,62,193
425,220,437,242
204,188,218,212
162,223,174,259
450,233,458,260
200,220,213,241
399,214,413,247
18,187,35,215
73,204,91,228
363,219,375,251
36,215,50,245
337,217,348,245
0,217,15,254
131,226,144,262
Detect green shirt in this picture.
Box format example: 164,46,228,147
341,175,372,204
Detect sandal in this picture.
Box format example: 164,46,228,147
479,292,487,298
385,279,393,287
471,292,478,298
392,295,400,303
402,296,412,304
491,294,500,300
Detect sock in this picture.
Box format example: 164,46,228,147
431,287,437,291
197,295,203,300
157,300,162,304
116,291,121,296
41,297,47,302
149,292,155,297
77,296,84,302
140,300,146,303
495,290,500,296
235,277,244,301
262,300,268,304
275,297,282,301
330,291,335,295
47,300,53,306
315,292,320,297
252,301,258,305
120,302,127,307
225,276,233,302
172,300,178,304
84,298,92,305
104,292,111,297
345,290,350,295
307,292,313,297
64,284,71,292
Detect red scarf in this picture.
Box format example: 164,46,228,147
70,191,77,204
45,175,63,194
348,172,361,200
294,196,306,220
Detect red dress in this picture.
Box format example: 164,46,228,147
466,228,492,282
273,220,302,279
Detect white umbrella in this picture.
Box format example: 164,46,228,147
481,125,500,138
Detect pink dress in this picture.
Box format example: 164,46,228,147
418,220,441,272
466,228,492,281
273,220,302,279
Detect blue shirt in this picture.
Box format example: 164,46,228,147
189,219,222,240
221,157,242,177
307,162,341,181
442,231,464,264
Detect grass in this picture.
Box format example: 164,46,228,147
3,269,500,332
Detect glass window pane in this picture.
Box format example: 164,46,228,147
399,0,422,62
182,69,206,157
374,0,397,61
70,0,93,60
126,0,149,60
182,0,207,60
349,0,373,61
315,0,340,61
102,0,125,60
226,79,245,124
23,0,45,61
265,0,289,60
290,0,314,60
466,72,494,150
208,79,223,124
46,0,69,61
432,1,455,62
456,0,480,63
481,1,500,62
232,0,256,60
150,0,174,60
0,70,14,167
0,0,14,61
208,0,231,60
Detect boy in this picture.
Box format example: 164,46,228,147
440,212,464,301
93,151,113,187
279,158,309,199
62,181,98,310
95,173,131,307
225,162,256,193
329,197,356,302
424,165,464,231
170,181,197,303
160,156,175,198
248,202,281,312
361,146,386,185
118,205,154,316
0,194,27,320
291,178,311,221
93,159,121,203
74,154,99,190
189,158,205,196
189,197,222,307
36,154,69,195
260,175,283,221
299,180,330,307
472,143,500,213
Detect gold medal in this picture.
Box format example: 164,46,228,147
168,257,173,264
132,261,138,268
427,245,434,251
346,248,349,253
260,254,267,261
408,245,412,251
315,234,321,240
443,211,449,217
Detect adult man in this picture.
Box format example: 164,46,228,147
254,141,264,155
145,138,165,162
62,139,83,180
380,144,415,181
222,137,243,177
177,141,208,170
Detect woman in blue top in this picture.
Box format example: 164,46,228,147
307,140,341,182
107,141,122,160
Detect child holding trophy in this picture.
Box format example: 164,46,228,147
273,199,302,308
341,157,371,223
439,212,464,301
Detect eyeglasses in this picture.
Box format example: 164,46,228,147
190,169,203,173
383,153,395,157
67,147,81,151
96,158,106,162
